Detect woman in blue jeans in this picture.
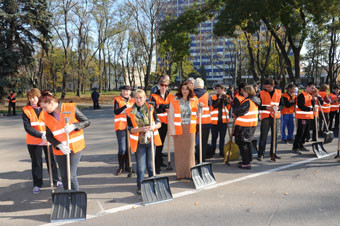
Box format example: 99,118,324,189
126,89,162,195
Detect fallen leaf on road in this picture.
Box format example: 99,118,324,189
132,206,137,209
195,202,199,206
284,192,289,195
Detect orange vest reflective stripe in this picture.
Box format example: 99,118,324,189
260,89,282,119
281,92,296,115
22,106,45,145
8,94,16,102
114,97,135,131
150,93,173,124
126,104,162,152
197,92,211,124
296,91,314,119
318,91,331,113
43,103,85,155
171,98,198,135
234,99,258,127
210,94,230,124
235,94,245,104
330,93,339,112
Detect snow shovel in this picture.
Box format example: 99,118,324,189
126,129,135,178
50,114,87,222
312,109,328,158
190,105,216,189
141,105,173,205
319,108,334,144
166,125,173,171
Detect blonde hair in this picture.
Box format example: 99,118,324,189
134,89,146,97
27,88,41,99
244,85,256,97
320,84,329,92
194,78,204,89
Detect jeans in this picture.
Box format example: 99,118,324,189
281,114,294,141
211,123,227,155
116,129,127,155
135,143,153,189
55,151,82,191
258,117,279,157
27,145,60,187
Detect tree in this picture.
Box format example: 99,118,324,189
0,0,51,98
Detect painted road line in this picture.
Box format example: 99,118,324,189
41,152,335,226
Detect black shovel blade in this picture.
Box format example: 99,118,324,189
141,176,173,205
190,162,216,189
251,140,258,156
323,131,334,144
312,142,328,158
50,190,87,223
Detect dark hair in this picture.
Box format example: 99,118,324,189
38,90,58,106
176,81,196,100
334,85,339,90
306,82,315,87
263,78,274,86
238,82,247,90
215,84,225,89
287,83,295,90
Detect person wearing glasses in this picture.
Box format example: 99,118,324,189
38,91,90,191
149,77,173,174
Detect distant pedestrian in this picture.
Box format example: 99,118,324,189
8,90,16,116
91,88,100,110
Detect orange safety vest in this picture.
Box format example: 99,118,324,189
295,91,314,119
114,96,135,131
318,91,331,113
171,97,198,135
234,94,245,104
330,93,339,112
43,103,85,155
150,93,174,124
281,92,296,115
234,99,258,127
196,92,211,124
22,105,45,145
8,93,16,102
259,89,282,119
210,94,230,124
126,104,162,152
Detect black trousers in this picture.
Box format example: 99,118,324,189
93,100,100,109
235,140,252,165
27,145,60,187
329,111,339,131
293,119,311,149
258,117,279,157
319,112,329,135
155,123,167,169
196,124,211,162
8,102,16,116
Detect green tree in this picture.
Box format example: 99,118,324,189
0,0,51,98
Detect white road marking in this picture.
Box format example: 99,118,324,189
40,152,335,226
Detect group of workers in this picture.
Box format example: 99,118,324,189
20,76,340,196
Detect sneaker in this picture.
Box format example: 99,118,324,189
32,186,40,195
287,139,294,144
136,188,141,195
56,181,63,188
299,147,309,152
238,164,251,170
293,148,302,155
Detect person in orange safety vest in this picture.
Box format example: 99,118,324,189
329,85,340,137
113,85,135,175
126,89,162,195
280,83,296,144
318,84,331,137
8,90,16,116
22,88,62,195
38,91,90,191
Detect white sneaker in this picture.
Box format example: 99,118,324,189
56,181,63,188
32,186,40,195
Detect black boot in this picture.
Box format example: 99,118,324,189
124,152,135,173
115,154,124,175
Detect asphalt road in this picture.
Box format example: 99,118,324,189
1,107,340,226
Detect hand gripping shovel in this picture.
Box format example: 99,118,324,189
312,109,328,158
141,105,173,205
320,107,334,144
50,113,87,222
190,105,216,189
